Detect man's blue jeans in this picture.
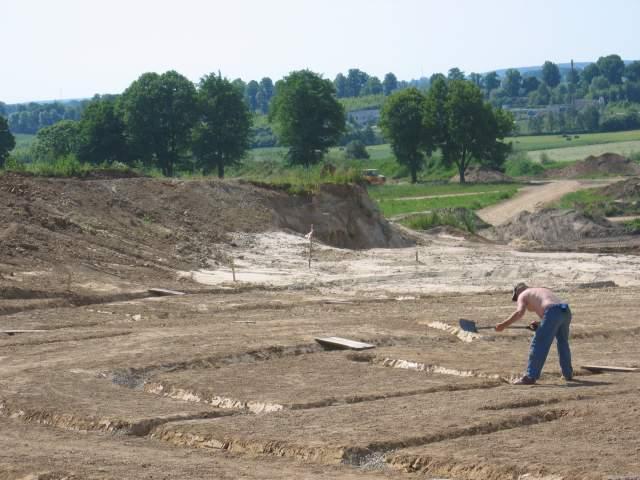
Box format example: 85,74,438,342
526,304,573,380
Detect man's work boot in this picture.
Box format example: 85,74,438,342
512,375,536,385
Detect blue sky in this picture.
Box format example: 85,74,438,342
2,0,639,103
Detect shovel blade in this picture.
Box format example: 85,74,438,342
459,319,478,333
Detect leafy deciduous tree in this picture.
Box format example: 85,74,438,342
542,61,561,87
383,72,398,96
447,67,465,81
77,96,128,165
333,73,348,98
362,76,383,95
483,71,500,93
379,88,432,183
596,54,625,85
346,68,369,97
31,120,81,160
502,69,522,97
269,70,345,168
440,81,513,183
119,71,197,176
625,61,640,82
522,76,541,94
0,115,15,167
192,74,252,178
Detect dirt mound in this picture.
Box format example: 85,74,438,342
0,174,410,291
269,183,411,249
450,166,514,183
599,177,640,200
488,208,624,246
548,153,640,178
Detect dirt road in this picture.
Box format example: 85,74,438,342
477,180,611,226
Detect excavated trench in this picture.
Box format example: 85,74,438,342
0,398,233,436
149,407,576,468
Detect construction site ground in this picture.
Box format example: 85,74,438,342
1,174,640,480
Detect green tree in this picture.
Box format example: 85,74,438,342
522,76,541,94
469,72,482,87
440,81,513,183
447,67,465,81
192,74,252,178
269,70,345,168
31,120,81,160
625,61,640,82
529,82,551,106
429,73,446,86
596,54,625,84
258,77,274,113
379,88,431,183
119,71,197,176
245,80,260,111
542,61,561,87
502,69,522,97
345,139,369,159
483,71,500,93
383,72,398,96
77,96,128,165
347,68,369,97
581,63,600,85
0,115,15,167
362,76,383,95
231,78,247,94
334,73,348,98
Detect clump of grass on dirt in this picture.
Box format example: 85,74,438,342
401,208,489,234
2,155,140,178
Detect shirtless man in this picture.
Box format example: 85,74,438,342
496,282,573,385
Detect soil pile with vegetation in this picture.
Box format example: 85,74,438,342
488,208,625,246
449,166,514,183
548,152,640,178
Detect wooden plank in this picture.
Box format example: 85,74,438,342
148,288,185,296
1,330,48,335
315,336,375,350
581,365,639,373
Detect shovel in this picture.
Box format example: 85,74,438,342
459,319,537,333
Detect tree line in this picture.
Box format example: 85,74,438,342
380,78,513,183
1,69,513,183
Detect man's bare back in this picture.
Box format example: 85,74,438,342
517,287,564,318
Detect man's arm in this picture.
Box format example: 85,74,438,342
495,298,526,332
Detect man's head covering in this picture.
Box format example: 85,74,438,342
512,282,528,301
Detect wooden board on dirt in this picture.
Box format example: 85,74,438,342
148,288,186,296
314,336,375,350
581,365,639,373
1,330,48,335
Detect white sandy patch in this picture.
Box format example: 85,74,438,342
181,231,640,297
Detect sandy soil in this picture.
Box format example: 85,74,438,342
2,175,640,479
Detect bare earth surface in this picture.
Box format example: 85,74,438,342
2,175,640,480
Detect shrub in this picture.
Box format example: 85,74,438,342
505,152,544,177
345,140,370,159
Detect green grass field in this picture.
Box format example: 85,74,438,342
13,133,36,149
367,182,518,201
375,188,518,217
526,140,640,163
509,130,640,152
